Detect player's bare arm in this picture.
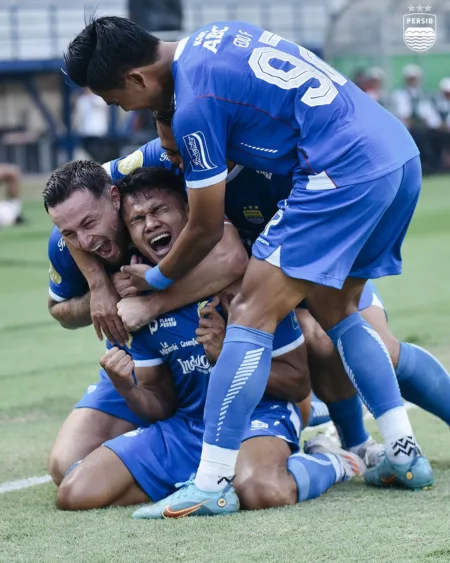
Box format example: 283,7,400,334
150,181,227,284
68,242,129,346
48,293,92,329
119,222,248,331
100,347,177,421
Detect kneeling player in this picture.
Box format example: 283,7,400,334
57,167,364,516
44,161,248,485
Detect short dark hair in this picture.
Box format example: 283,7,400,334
64,16,160,91
118,167,187,207
43,160,111,212
153,98,175,127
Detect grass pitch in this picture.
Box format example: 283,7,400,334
0,176,450,562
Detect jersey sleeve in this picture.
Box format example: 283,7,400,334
103,138,173,181
47,227,89,302
129,327,164,368
272,310,304,358
172,95,228,189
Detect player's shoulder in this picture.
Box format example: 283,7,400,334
48,226,69,261
103,138,174,181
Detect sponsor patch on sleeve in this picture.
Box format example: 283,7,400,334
182,131,217,172
49,262,62,284
117,150,144,175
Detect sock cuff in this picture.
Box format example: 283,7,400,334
327,312,365,345
396,342,416,381
225,325,274,348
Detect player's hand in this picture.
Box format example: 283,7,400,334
90,277,129,346
195,296,225,364
100,347,135,394
117,295,160,332
120,256,154,292
111,271,140,299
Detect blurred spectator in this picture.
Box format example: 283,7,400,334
0,163,23,228
431,78,450,171
352,68,367,91
128,0,183,32
364,67,386,106
391,65,441,174
74,88,109,162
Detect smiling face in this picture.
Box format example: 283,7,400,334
48,187,128,267
121,187,188,264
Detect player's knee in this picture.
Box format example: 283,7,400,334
228,292,278,332
48,448,69,487
57,469,94,511
235,470,296,510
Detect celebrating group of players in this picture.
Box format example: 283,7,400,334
43,17,450,519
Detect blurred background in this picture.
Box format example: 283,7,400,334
0,0,450,180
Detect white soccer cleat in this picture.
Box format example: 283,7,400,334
304,433,366,480
352,436,385,469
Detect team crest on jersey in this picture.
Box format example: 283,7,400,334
243,206,264,224
49,262,62,284
149,320,158,335
183,132,217,172
403,7,436,52
118,150,144,175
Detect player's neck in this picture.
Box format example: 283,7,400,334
158,41,180,72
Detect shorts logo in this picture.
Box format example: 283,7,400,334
250,420,269,431
124,428,144,438
183,132,217,172
117,150,144,175
243,206,264,224
290,311,299,330
403,6,436,52
49,263,62,284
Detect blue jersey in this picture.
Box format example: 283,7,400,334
48,226,88,301
103,138,177,180
129,302,303,420
105,140,291,252
172,22,419,189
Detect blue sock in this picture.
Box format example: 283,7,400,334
328,313,415,461
327,395,369,449
327,312,404,418
287,452,340,502
308,394,332,427
203,324,273,449
396,342,450,425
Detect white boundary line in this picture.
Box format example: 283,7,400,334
0,474,52,494
0,404,419,494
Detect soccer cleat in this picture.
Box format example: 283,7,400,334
364,450,434,490
352,436,385,468
304,434,366,480
132,477,240,519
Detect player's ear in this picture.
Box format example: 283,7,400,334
128,70,146,88
110,185,121,211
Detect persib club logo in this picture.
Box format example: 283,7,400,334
404,5,436,52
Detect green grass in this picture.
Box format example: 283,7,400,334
1,177,450,562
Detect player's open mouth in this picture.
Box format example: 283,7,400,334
92,240,113,257
149,232,172,256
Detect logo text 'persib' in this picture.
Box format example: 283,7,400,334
403,6,436,52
